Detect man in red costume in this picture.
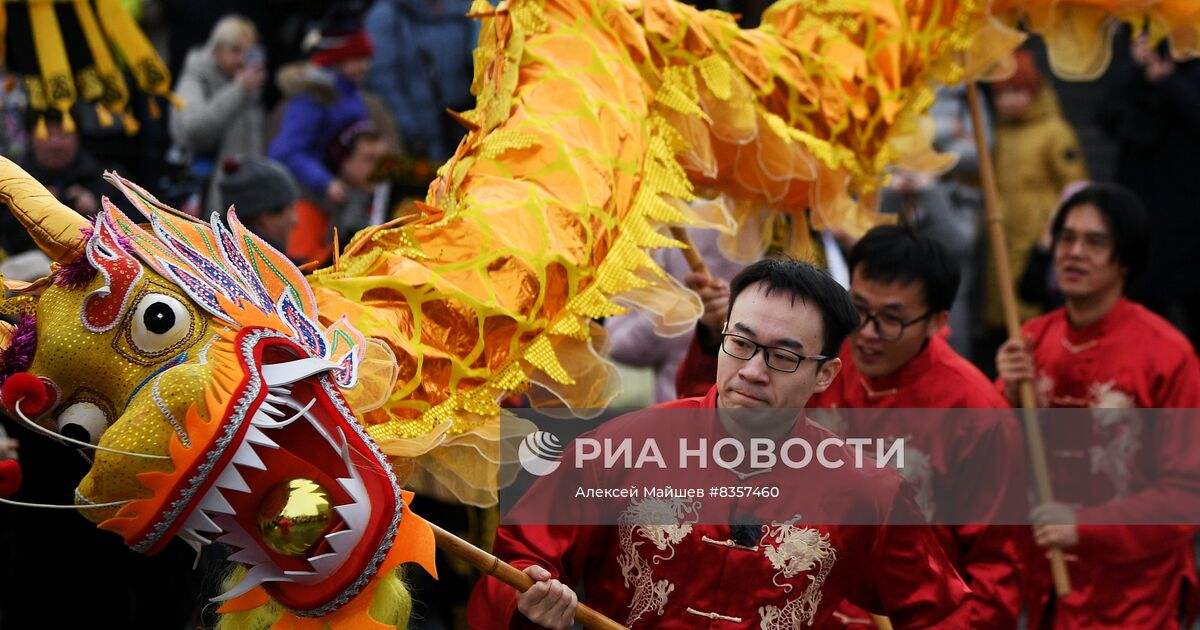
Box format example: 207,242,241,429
467,259,969,628
996,183,1200,629
677,226,1027,628
822,226,1026,628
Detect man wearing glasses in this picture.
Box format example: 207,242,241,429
814,225,1026,629
675,226,1026,629
469,258,969,628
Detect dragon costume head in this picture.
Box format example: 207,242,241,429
0,159,434,625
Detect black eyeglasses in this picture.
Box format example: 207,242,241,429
720,330,828,373
853,306,932,342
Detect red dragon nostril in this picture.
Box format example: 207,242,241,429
1,372,54,418
0,459,22,497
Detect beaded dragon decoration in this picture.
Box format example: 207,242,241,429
0,168,435,627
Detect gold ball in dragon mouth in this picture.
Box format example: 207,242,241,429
256,478,334,557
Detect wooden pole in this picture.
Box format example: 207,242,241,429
669,226,711,277
966,82,1071,596
430,521,629,630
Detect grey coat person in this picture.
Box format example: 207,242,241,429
168,47,266,212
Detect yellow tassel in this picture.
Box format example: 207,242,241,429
29,0,77,116
166,92,185,110
35,116,48,140
95,104,113,127
147,96,160,119
121,112,140,136
73,0,130,113
95,0,173,93
60,109,75,133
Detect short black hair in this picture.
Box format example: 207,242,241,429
726,258,859,357
1050,183,1150,283
846,224,960,312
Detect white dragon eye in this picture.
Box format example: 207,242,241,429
130,293,192,354
57,402,106,446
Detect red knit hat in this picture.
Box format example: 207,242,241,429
310,30,374,67
994,49,1042,94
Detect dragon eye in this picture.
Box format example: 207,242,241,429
56,402,106,447
130,294,191,353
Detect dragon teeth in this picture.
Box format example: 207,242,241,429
180,527,210,547
243,425,280,449
212,563,290,602
214,465,251,494
230,440,267,470
250,409,278,428
281,569,321,585
227,542,271,566
184,508,224,535
215,520,257,549
305,552,344,576
261,358,338,387
333,502,368,534
181,528,211,547
323,529,358,555
199,488,236,515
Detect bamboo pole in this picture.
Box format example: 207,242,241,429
669,226,710,277
430,521,629,630
966,82,1071,596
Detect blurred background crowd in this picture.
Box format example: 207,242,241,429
0,0,1198,628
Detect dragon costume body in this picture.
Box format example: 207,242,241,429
0,0,1197,628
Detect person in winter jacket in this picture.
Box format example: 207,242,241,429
268,15,376,211
984,49,1088,339
365,0,477,162
286,121,387,264
168,15,267,210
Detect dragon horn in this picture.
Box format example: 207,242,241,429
0,156,90,264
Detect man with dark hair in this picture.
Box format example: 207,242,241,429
996,183,1200,629
840,224,962,381
468,259,969,628
674,229,1027,628
816,225,1026,628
